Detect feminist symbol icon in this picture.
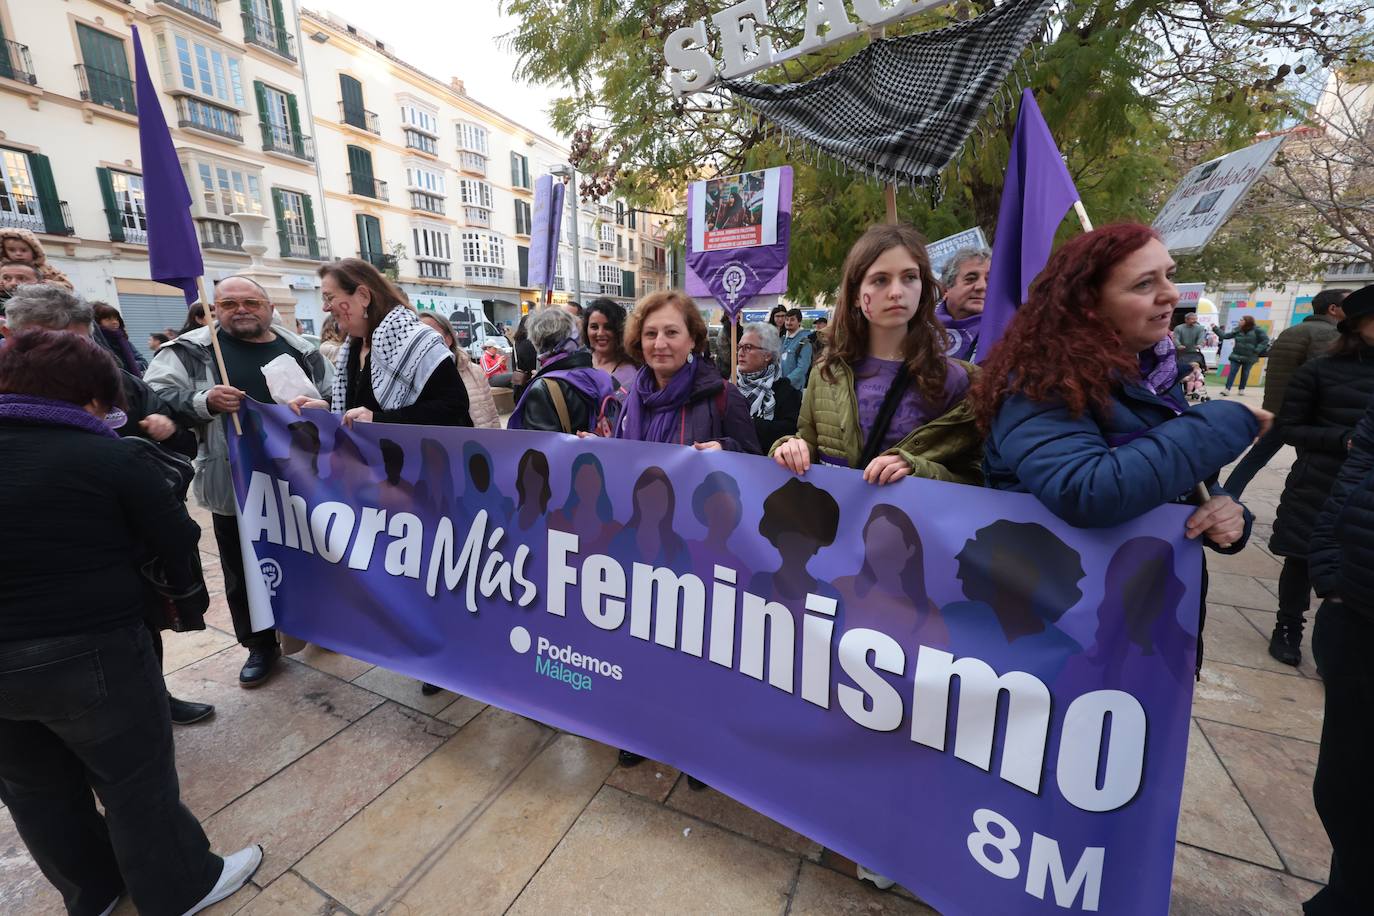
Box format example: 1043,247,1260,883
720,264,747,304
259,558,283,598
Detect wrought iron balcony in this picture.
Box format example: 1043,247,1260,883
154,0,220,27
339,100,380,134
105,208,149,245
242,12,296,60
0,196,44,232
410,191,445,215
197,218,244,252
279,231,327,260
74,64,136,114
347,173,389,201
260,121,315,160
0,39,37,85
177,97,242,141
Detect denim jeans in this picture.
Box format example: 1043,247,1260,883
1223,423,1285,500
1223,357,1251,390
1306,600,1374,915
0,624,221,916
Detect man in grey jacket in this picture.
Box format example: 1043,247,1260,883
1225,288,1350,498
146,277,331,687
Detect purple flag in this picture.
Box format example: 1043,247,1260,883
686,167,792,322
132,26,203,305
975,91,1080,362
528,175,565,292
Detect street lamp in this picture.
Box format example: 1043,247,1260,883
549,163,582,307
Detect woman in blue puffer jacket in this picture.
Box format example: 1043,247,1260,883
970,224,1272,665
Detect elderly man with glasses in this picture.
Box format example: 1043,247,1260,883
145,277,332,687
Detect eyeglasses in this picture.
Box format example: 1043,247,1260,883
737,344,766,355
216,298,267,312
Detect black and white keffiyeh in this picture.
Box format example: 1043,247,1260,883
736,360,782,420
721,0,1056,187
330,306,452,413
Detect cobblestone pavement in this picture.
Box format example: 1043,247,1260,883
1,440,1326,915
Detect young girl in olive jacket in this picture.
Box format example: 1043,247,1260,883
772,223,984,486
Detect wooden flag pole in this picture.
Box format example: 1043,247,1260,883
730,317,738,383
196,275,242,436
1073,201,1094,232
884,185,899,224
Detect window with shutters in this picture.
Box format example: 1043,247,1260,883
346,146,386,200
0,149,44,232
77,24,135,114
255,82,311,160
615,201,624,225
273,188,318,259
339,74,379,133
243,0,295,59
514,199,532,236
357,213,385,268
509,152,530,190
100,170,147,244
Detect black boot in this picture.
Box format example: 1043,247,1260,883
618,750,646,767
1268,621,1303,666
169,695,215,725
239,645,281,687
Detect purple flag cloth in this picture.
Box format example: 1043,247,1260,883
528,175,565,291
132,26,203,306
686,167,792,322
975,90,1080,363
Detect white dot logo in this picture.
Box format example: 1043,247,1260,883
509,626,531,654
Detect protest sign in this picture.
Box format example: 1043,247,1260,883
686,166,792,321
1153,136,1285,255
232,401,1201,915
927,227,989,280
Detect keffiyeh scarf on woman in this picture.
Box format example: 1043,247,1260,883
330,306,452,413
736,360,781,420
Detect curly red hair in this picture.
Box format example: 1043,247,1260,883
971,223,1162,432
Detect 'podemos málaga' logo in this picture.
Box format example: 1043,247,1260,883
509,626,623,692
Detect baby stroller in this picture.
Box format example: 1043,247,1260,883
1179,353,1210,403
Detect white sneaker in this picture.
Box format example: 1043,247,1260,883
183,845,263,915
857,865,896,890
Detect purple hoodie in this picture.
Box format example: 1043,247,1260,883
934,299,981,361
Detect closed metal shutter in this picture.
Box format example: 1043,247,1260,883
115,293,192,359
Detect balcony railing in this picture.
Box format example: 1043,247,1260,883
417,259,452,280
74,64,136,114
458,151,487,176
463,205,491,228
242,12,296,60
463,264,509,286
599,240,615,256
260,121,315,160
339,101,380,134
105,208,149,245
404,129,438,155
410,191,446,215
0,197,44,232
177,97,242,140
347,173,389,201
197,218,244,252
278,231,327,260
154,0,220,27
0,39,37,85
357,250,397,272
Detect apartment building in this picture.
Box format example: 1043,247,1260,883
0,0,327,347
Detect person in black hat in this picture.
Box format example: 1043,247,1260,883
1304,282,1374,916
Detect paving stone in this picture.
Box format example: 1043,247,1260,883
1205,547,1284,579
1200,720,1331,883
507,786,798,916
203,702,454,884
1201,604,1304,677
665,780,823,860
1170,843,1321,915
233,871,332,915
1178,720,1281,868
292,643,374,682
0,805,64,915
1207,572,1279,612
109,882,258,915
161,627,237,675
352,665,455,714
165,651,384,819
605,757,681,804
295,707,551,914
435,695,488,729
1192,661,1326,743
381,733,617,915
202,591,236,635
789,861,938,915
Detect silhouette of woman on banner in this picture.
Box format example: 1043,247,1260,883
549,453,621,556
688,471,744,576
272,419,321,481
942,520,1085,682
748,478,840,609
610,467,690,570
833,504,947,647
361,438,416,514
515,448,552,533
461,440,512,524
325,428,375,498
413,437,455,518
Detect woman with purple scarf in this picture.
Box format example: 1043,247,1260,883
611,290,759,453
0,331,262,915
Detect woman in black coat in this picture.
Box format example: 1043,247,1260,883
1267,304,1374,665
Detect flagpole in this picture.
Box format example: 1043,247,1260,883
868,26,900,226
196,275,242,436
1073,201,1094,232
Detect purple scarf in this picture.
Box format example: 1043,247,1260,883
0,394,119,438
618,359,700,444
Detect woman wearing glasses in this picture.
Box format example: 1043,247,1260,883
734,321,801,450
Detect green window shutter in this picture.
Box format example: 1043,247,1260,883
253,80,270,149
621,269,635,299
96,167,123,242
269,0,291,57
517,245,529,287
302,195,319,258
0,20,14,83
347,145,372,195
286,93,303,156
271,187,288,257
357,214,381,259
31,154,66,235
510,152,519,187
240,0,257,45
340,74,364,123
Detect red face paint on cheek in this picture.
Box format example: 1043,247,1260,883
861,292,871,316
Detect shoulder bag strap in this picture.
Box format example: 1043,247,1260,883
546,379,574,434
857,362,912,470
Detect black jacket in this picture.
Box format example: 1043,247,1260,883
118,369,198,459
344,346,472,427
1270,348,1374,558
751,377,802,451
520,350,598,433
1310,391,1374,615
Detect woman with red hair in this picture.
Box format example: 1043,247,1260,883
973,223,1270,552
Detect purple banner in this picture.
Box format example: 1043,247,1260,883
686,167,792,321
528,174,565,291
230,402,1200,915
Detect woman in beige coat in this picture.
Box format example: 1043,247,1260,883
418,312,502,428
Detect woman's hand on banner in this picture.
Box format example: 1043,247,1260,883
1185,495,1245,548
863,454,911,486
139,413,176,442
774,438,811,475
287,395,329,416
1244,404,1274,440
342,406,373,427
207,384,247,414
693,441,723,452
